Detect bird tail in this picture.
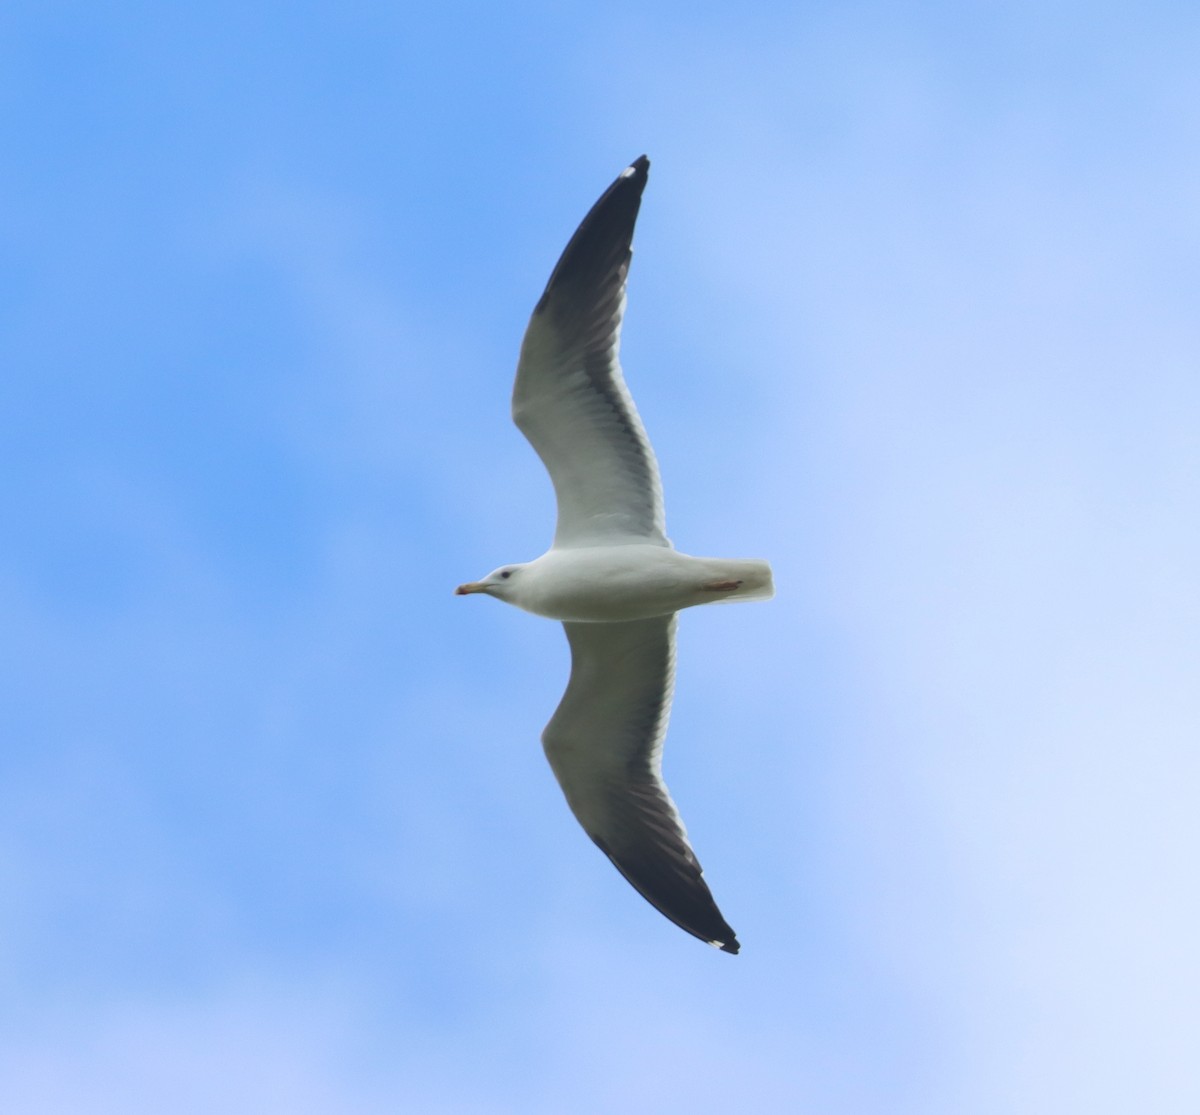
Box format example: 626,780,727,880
707,559,775,602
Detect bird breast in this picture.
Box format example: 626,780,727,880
514,545,706,622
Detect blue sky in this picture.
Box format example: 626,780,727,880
3,2,1199,1111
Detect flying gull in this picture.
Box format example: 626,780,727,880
457,155,773,953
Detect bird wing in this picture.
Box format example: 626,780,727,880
541,616,739,953
512,156,669,550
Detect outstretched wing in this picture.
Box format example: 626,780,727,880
512,156,669,550
541,616,739,953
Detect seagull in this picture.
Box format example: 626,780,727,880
457,156,773,954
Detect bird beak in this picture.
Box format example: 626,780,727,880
455,582,487,595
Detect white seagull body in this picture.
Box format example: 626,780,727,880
457,156,773,953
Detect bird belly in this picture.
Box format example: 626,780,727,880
518,546,772,622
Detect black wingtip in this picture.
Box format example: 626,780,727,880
618,155,649,191
590,834,740,956
534,156,652,316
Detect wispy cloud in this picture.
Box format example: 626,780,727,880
3,4,1199,1112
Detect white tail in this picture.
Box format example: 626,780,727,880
705,558,775,603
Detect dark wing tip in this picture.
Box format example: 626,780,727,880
592,832,740,956
534,156,652,316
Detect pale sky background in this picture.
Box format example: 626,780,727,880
3,3,1199,1112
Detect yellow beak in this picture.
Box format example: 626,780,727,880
455,582,487,595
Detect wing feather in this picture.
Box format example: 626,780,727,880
541,616,739,953
512,156,668,549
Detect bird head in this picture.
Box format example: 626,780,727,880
455,565,522,599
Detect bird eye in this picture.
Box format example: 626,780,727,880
500,570,512,579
